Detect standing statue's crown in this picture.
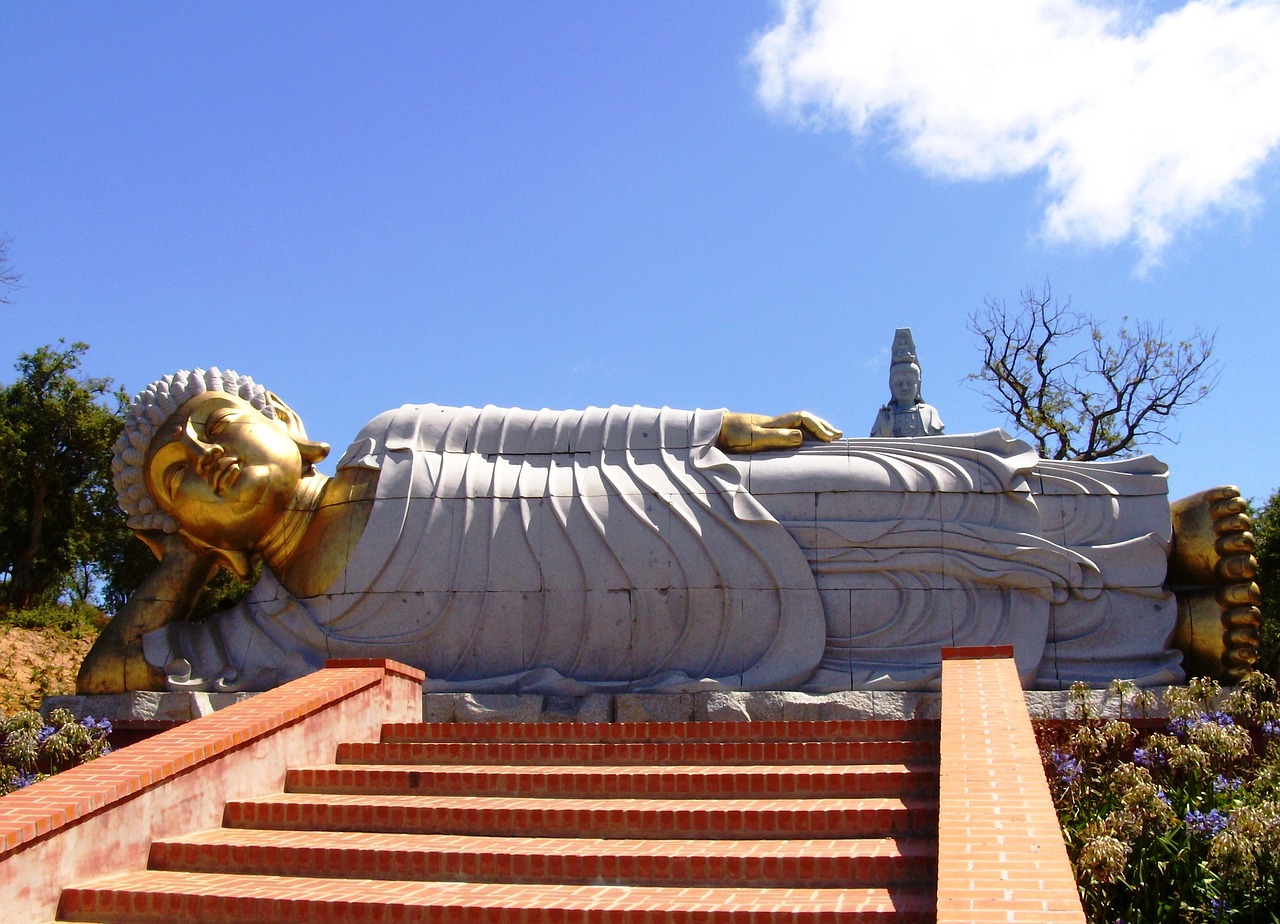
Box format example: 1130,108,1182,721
890,328,918,366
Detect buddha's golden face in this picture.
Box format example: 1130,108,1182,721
145,392,303,550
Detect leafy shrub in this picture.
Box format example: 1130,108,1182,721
1043,677,1280,923
0,601,107,638
0,707,112,795
1253,489,1279,675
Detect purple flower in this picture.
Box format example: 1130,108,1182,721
1184,808,1230,837
1213,774,1242,793
1049,749,1083,783
7,770,39,790
1132,746,1164,768
36,726,56,744
1168,711,1235,738
1156,789,1172,807
1262,720,1280,740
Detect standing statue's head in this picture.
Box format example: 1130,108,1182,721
888,361,923,408
113,368,330,575
886,328,924,407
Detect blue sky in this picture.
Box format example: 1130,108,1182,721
2,1,1278,503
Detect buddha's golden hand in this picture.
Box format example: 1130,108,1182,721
1169,485,1262,682
135,529,206,562
76,530,220,694
717,411,843,453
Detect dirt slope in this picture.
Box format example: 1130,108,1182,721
0,627,95,713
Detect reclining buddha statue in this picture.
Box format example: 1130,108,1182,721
77,367,1260,695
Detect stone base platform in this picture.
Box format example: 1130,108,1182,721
42,686,1173,727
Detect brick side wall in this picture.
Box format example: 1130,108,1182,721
0,659,423,921
936,648,1086,923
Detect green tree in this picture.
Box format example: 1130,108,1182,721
1252,489,1280,676
0,342,124,607
0,333,257,618
968,283,1218,461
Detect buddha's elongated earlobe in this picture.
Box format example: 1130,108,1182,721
294,437,330,470
265,390,330,470
265,391,310,438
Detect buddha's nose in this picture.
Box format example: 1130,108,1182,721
193,443,224,476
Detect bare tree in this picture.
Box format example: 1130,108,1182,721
0,234,21,304
968,283,1218,461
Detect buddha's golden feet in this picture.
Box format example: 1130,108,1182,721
1169,485,1262,682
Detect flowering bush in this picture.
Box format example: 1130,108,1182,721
0,708,112,795
1042,675,1280,923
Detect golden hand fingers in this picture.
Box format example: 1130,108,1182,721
717,411,841,454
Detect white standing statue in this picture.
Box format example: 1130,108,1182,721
78,367,1259,696
870,328,944,438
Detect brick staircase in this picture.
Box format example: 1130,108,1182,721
56,719,941,923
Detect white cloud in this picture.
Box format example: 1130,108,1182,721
751,0,1280,266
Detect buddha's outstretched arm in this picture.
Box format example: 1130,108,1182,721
717,411,842,453
77,533,219,694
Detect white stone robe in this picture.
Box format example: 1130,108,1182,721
731,432,1182,690
143,405,1184,693
146,405,827,693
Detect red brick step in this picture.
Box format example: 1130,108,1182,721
224,791,937,839
58,718,942,923
287,761,938,799
380,719,939,743
149,827,937,888
337,737,938,766
58,869,936,924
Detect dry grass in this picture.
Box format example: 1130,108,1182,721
0,626,95,713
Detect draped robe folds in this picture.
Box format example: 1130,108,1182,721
730,434,1182,690
147,405,828,693
143,404,1185,694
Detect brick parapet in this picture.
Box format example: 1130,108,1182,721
0,659,423,921
936,648,1086,923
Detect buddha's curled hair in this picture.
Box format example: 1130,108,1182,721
113,368,275,533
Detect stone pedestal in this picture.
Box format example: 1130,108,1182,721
44,686,1177,726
